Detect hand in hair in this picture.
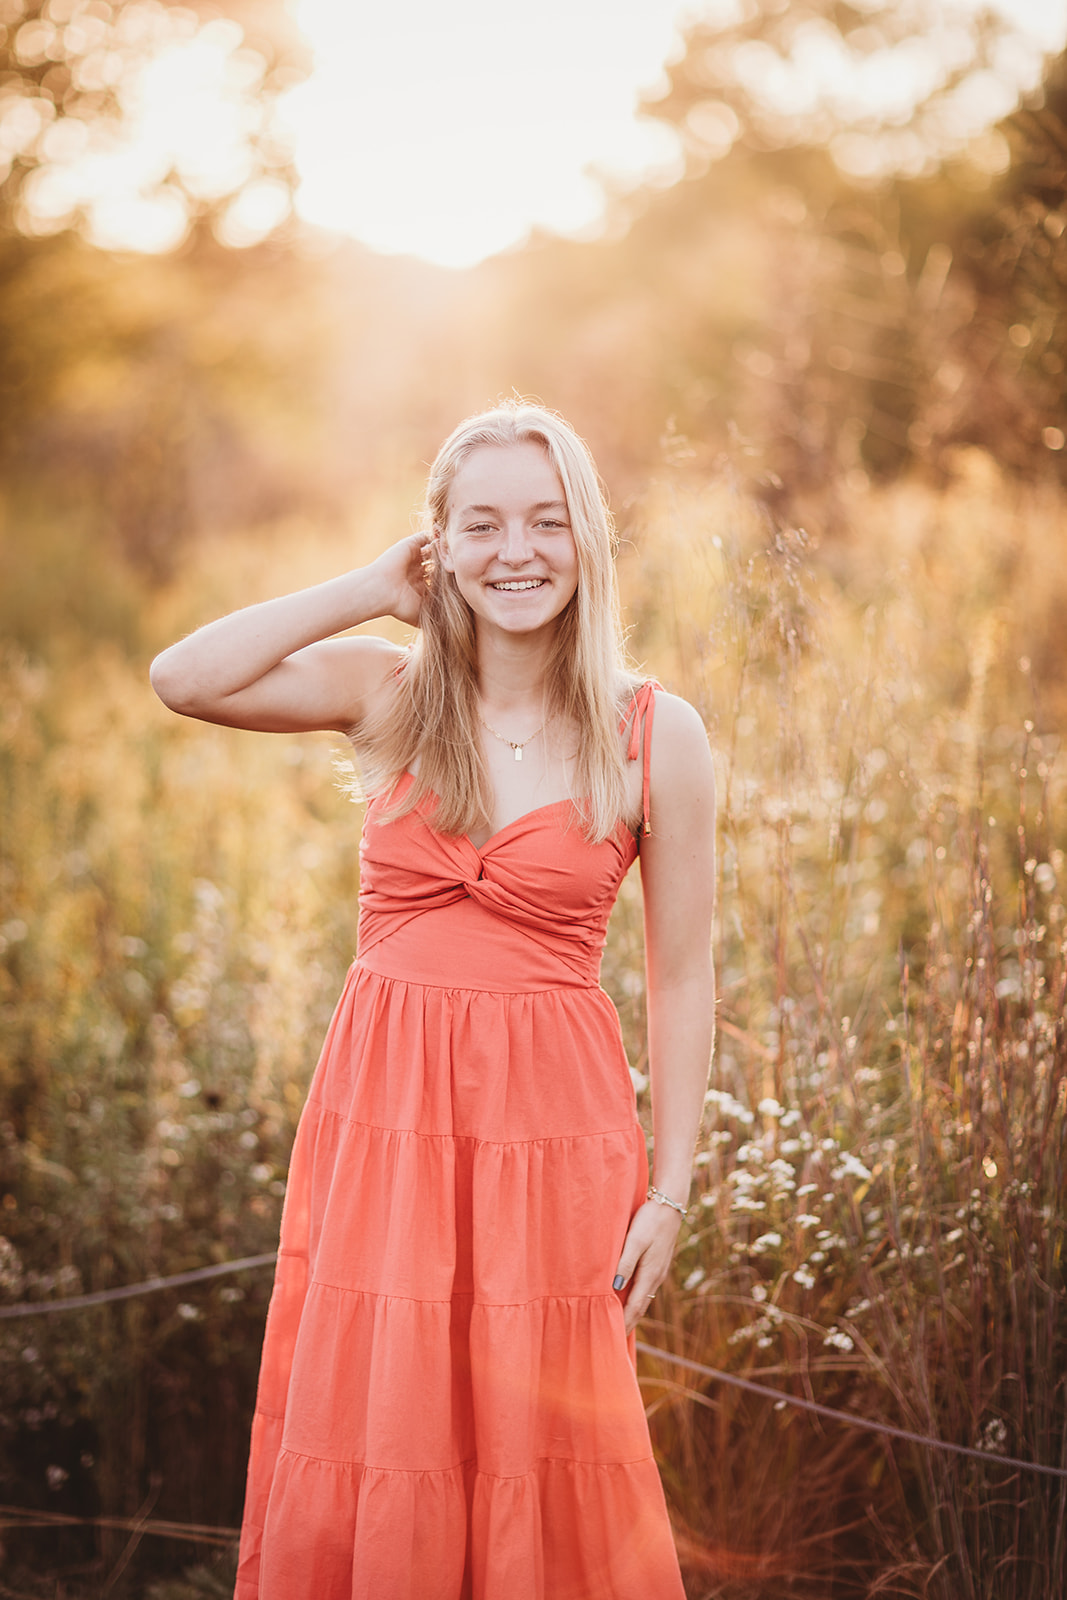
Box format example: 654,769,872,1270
372,530,434,629
149,531,433,735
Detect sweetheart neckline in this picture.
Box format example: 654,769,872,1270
387,773,635,857
464,797,580,855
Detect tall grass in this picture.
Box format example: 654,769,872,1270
1,455,1065,1595
607,453,1067,1598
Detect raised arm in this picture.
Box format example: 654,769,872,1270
149,533,430,735
614,693,716,1333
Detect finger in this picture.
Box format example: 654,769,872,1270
612,1219,649,1290
623,1282,658,1334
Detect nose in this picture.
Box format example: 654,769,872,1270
498,519,534,567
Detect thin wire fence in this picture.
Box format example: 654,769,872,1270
0,1503,238,1548
4,1251,1064,1481
0,1253,279,1319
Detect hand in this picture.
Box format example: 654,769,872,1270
369,531,434,628
612,1200,683,1335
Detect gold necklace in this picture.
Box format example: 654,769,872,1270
478,711,545,762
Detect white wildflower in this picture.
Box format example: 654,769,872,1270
1034,862,1056,893
793,1265,816,1290
704,1090,754,1125
833,1152,873,1183
979,1417,1008,1453
823,1329,854,1353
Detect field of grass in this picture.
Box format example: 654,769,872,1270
0,453,1064,1596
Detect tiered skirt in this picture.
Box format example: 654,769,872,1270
234,961,685,1600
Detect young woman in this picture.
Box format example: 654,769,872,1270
150,402,716,1600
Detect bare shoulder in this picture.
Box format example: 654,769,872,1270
649,689,710,754
646,690,716,831
643,688,716,889
651,690,714,780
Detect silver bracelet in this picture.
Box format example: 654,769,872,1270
647,1186,688,1218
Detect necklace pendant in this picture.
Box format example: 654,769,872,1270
514,746,523,762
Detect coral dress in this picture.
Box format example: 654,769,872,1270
234,684,685,1600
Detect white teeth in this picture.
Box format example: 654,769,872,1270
490,579,545,591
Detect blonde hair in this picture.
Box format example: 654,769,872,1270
355,401,639,842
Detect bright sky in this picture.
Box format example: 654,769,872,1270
13,0,1067,267
282,0,690,266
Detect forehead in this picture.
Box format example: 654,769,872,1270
448,441,565,513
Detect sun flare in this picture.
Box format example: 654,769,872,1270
10,0,1067,266
279,0,690,267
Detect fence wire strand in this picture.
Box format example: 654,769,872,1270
3,1251,1064,1481
0,1252,279,1319
634,1341,1067,1479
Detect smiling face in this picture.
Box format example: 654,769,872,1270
437,441,579,639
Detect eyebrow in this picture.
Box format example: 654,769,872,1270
458,500,569,516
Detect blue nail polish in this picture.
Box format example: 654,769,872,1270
612,1274,625,1291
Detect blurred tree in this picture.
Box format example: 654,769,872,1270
0,228,346,578
632,1,1066,495
0,1,318,577
937,48,1067,469
648,0,1039,182
0,0,307,242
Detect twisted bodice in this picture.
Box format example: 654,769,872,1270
354,683,657,992
356,785,638,990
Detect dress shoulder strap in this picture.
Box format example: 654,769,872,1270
620,680,661,838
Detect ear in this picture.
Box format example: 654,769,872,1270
435,529,456,574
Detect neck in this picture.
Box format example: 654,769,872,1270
475,625,557,712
